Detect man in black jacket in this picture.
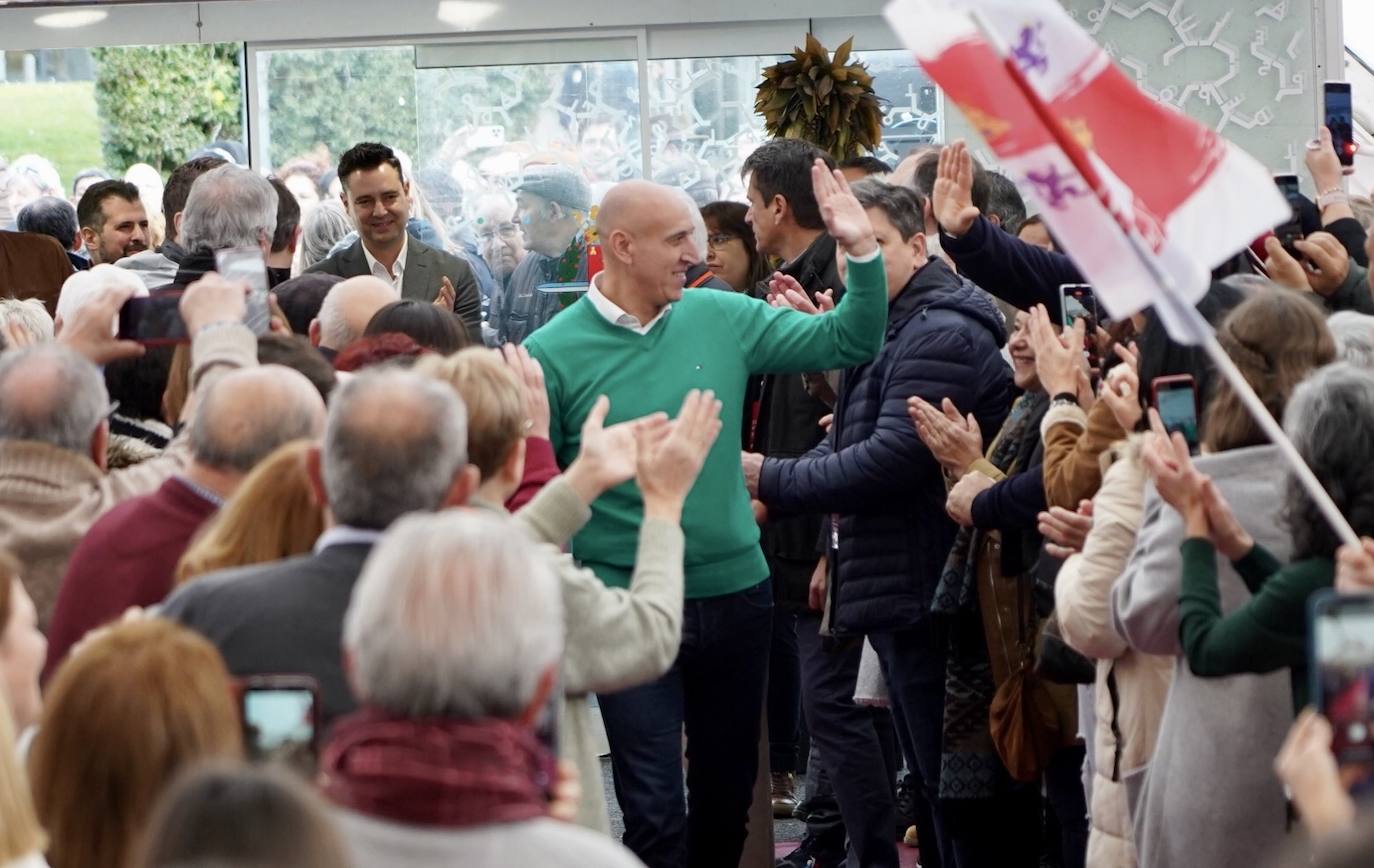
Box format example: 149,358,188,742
745,180,1013,868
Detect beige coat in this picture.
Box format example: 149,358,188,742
1054,437,1172,868
0,325,257,624
484,478,684,833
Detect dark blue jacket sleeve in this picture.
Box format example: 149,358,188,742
941,216,1082,318
970,462,1046,531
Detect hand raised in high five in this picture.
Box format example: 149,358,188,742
638,389,724,522
500,343,551,439
812,158,877,258
933,141,981,238
563,396,669,506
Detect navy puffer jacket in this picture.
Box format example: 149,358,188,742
757,258,1013,635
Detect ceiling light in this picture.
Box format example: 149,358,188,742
437,0,498,29
34,8,107,27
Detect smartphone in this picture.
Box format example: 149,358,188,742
1273,174,1304,255
1151,374,1200,454
1311,591,1374,794
1058,283,1098,333
117,291,188,345
215,246,271,335
239,675,320,774
1325,81,1357,170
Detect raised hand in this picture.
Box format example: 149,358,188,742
434,275,457,310
1199,478,1253,562
1336,537,1374,594
1292,232,1352,298
933,141,981,238
1274,709,1355,838
812,158,877,258
58,283,146,365
638,389,724,519
180,272,249,336
909,395,983,474
1142,408,1205,520
1028,304,1086,399
564,396,669,505
1263,236,1313,293
1099,341,1142,432
500,343,551,439
765,273,836,314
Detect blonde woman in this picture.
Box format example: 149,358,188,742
174,440,324,586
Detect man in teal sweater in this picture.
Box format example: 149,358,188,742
523,164,887,868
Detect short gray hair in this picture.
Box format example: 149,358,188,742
344,509,563,719
300,202,352,270
322,368,468,529
1327,311,1374,370
850,179,926,241
180,164,278,252
0,298,54,342
0,343,107,452
189,366,326,473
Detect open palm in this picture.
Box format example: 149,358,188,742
812,159,876,256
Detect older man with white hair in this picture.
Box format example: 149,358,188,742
154,162,279,292
324,508,645,868
308,275,398,360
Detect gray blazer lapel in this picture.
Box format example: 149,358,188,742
400,238,433,302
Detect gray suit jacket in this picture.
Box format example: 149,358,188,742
306,237,481,342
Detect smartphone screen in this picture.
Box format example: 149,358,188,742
1272,174,1304,251
1312,592,1374,794
1153,377,1199,453
242,684,318,773
1325,82,1356,168
117,292,188,345
215,246,271,335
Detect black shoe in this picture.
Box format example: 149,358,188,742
775,834,845,868
894,772,917,840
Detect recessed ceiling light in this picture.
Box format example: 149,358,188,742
437,0,498,29
34,9,108,28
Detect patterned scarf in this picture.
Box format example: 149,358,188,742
321,708,552,827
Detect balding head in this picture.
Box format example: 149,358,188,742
311,276,398,351
596,180,699,318
189,365,327,475
0,343,108,456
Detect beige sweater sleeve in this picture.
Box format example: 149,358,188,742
1055,440,1146,661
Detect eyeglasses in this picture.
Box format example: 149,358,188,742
476,222,521,241
707,233,740,250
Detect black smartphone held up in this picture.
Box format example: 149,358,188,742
1151,374,1200,454
1325,81,1357,170
215,246,272,336
1059,283,1101,372
1310,590,1374,794
116,291,188,346
1273,174,1304,255
239,674,321,775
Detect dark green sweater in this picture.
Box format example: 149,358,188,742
524,254,888,598
1179,537,1335,711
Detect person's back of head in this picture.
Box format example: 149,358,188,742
179,164,278,254
414,348,525,485
311,275,397,352
138,761,350,868
911,147,990,212
189,365,326,476
343,509,562,721
838,155,893,180
1326,311,1374,370
319,368,471,530
982,172,1027,235
16,196,78,251
0,298,54,343
272,272,341,337
31,618,242,868
255,333,336,401
174,439,324,586
741,138,836,233
104,345,175,426
0,343,107,456
363,299,469,355
1205,287,1336,453
55,262,147,330
300,202,353,270
266,176,302,257
161,156,228,248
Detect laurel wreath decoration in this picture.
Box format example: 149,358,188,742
755,35,885,159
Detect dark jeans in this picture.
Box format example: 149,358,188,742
1044,744,1089,868
944,786,1041,868
798,613,900,868
869,625,948,868
598,579,773,868
769,607,802,774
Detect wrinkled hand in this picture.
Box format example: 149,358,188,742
947,470,995,527
812,159,877,258
808,556,828,611
1275,709,1355,839
500,343,551,439
1100,342,1142,432
564,396,668,505
1307,126,1349,190
57,283,145,365
181,272,249,336
1039,501,1094,559
1200,478,1253,562
636,389,723,518
1142,408,1205,520
741,451,764,498
1029,304,1086,398
1293,232,1352,297
933,141,981,238
1335,537,1374,593
434,275,457,310
909,396,983,474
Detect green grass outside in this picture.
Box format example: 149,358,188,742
0,81,104,191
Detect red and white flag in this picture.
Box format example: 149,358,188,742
883,0,1289,338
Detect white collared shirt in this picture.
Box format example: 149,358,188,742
362,234,408,291
585,271,671,335
313,525,386,555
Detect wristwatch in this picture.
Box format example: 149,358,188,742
1050,391,1079,409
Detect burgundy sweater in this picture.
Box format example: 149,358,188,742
43,476,219,680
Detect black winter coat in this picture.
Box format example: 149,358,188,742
758,258,1014,634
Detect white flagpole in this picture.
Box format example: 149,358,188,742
966,8,1361,548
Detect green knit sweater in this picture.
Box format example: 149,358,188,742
524,253,887,598
1178,537,1335,712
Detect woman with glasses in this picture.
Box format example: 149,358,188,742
701,201,770,292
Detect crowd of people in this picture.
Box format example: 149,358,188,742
5,69,1374,868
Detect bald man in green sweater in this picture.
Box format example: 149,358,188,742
523,162,887,868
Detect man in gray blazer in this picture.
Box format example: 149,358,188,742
306,141,481,342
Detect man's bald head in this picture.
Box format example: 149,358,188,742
314,276,398,351
596,180,691,239
0,344,107,454
595,180,700,316
189,364,327,474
